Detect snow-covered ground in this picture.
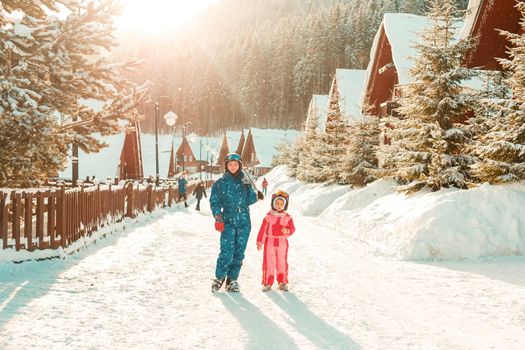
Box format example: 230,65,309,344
1,169,525,349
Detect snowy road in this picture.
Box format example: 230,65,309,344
1,196,525,349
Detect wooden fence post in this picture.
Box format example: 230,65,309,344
24,192,33,251
146,185,153,212
12,192,21,251
36,192,44,249
57,187,67,248
167,185,173,207
1,192,7,249
126,182,134,218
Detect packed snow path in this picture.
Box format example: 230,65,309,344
1,197,525,349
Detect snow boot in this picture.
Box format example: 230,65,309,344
226,279,240,293
211,277,225,292
262,284,272,292
278,283,288,292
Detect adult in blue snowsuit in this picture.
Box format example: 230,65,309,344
210,153,258,292
178,174,189,208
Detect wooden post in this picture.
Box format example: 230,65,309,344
167,185,173,207
57,187,67,248
48,190,57,248
1,192,8,249
12,192,21,251
24,192,33,251
146,185,153,212
126,182,133,218
36,192,44,249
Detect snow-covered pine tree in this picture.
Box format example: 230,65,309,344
0,0,148,187
271,137,304,177
316,95,348,183
338,117,379,187
297,112,325,182
468,1,525,184
379,0,476,192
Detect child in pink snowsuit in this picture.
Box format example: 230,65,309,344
256,190,295,291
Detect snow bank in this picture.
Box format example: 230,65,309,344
266,166,525,261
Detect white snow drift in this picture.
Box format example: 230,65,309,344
262,165,525,260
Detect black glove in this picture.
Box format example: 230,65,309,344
257,190,265,200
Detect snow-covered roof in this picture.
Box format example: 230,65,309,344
332,69,366,124
383,13,433,85
306,94,329,132
460,0,483,40
361,13,481,107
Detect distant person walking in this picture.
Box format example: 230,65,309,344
178,172,189,208
262,178,268,196
193,181,207,211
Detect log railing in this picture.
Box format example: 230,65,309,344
0,180,212,252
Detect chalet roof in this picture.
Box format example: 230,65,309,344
236,130,245,155
330,69,366,124
306,94,329,132
460,0,522,70
119,120,143,179
362,12,486,108
241,129,260,167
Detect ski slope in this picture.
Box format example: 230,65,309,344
1,196,525,349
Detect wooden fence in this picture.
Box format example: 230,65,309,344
0,180,211,252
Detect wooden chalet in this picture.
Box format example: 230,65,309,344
236,130,245,155
118,119,143,180
362,13,432,118
461,0,522,70
216,133,230,172
176,136,200,174
241,129,260,168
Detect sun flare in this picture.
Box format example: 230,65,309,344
116,0,217,33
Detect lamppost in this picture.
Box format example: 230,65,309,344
199,137,203,180
154,102,160,185
154,95,171,186
164,111,178,177
181,121,192,171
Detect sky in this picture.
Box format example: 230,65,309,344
114,0,219,35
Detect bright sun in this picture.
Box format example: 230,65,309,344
115,0,217,33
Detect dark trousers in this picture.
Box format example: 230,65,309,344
196,198,201,211
178,193,188,207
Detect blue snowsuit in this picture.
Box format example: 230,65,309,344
210,171,257,280
178,177,187,194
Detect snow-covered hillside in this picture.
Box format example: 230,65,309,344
263,166,525,260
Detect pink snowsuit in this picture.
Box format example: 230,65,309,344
256,210,296,286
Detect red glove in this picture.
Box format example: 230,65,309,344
214,214,224,233
215,221,225,232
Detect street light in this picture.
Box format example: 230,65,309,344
154,102,160,185
164,111,178,177
154,95,171,186
181,121,192,171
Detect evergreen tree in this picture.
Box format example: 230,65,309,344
468,1,525,184
0,0,147,187
316,103,348,183
297,113,325,182
379,0,476,192
338,117,379,186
